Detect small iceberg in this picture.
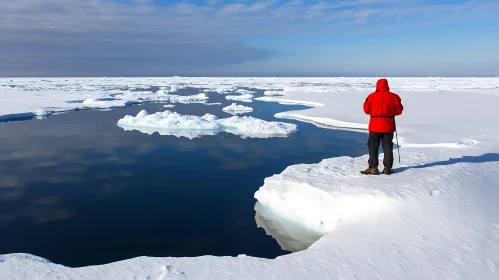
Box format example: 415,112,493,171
226,94,253,103
222,103,253,115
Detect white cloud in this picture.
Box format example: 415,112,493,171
221,3,246,14
246,1,277,12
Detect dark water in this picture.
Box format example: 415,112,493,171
0,89,366,267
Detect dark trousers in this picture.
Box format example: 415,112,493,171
368,132,394,169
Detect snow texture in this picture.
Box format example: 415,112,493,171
222,103,253,115
1,77,499,280
117,110,297,139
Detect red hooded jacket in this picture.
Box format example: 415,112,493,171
363,79,403,132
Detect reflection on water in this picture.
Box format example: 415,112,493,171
119,124,220,139
0,89,366,267
255,202,323,252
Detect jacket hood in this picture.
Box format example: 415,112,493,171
376,78,390,92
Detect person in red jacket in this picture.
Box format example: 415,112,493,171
361,78,403,175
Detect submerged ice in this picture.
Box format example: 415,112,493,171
255,202,323,252
117,110,298,139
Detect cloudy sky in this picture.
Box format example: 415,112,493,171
0,0,498,76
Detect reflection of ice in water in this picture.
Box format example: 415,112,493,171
119,126,218,139
254,202,323,252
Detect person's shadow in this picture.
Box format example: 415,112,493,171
396,153,499,173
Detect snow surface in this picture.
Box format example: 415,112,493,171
256,87,499,145
222,103,253,115
117,110,297,139
2,77,499,279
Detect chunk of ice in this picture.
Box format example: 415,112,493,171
222,103,253,115
226,94,253,102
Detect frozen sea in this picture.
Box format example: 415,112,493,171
0,88,366,267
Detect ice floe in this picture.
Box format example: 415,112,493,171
117,110,297,139
225,94,254,102
81,97,137,109
155,91,209,104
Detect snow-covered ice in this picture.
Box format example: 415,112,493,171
117,110,222,139
156,90,209,104
256,96,324,108
0,88,206,121
81,96,137,109
222,103,253,115
117,110,297,139
1,77,499,279
217,115,297,138
225,94,254,102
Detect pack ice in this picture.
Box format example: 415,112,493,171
0,86,208,121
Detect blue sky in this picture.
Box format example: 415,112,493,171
0,0,498,76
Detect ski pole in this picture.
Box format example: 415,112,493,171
394,119,401,163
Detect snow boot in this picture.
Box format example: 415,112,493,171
360,168,379,175
382,167,394,175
